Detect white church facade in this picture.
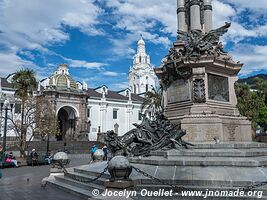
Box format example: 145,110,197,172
0,37,158,142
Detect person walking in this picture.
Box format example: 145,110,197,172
102,146,108,161
90,145,97,162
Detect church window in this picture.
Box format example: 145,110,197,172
134,84,136,94
113,110,118,119
114,123,119,134
139,56,142,63
146,84,149,92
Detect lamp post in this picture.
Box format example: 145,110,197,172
0,96,14,165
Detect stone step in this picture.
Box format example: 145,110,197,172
45,176,98,199
73,162,110,179
65,171,108,186
129,164,267,187
74,168,110,179
129,156,267,167
190,142,267,149
151,148,267,158
55,175,105,191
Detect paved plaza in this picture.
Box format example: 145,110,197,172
0,154,90,200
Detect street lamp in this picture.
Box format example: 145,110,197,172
0,95,14,166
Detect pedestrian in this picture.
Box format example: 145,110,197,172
30,149,39,166
102,146,108,161
6,152,19,167
90,145,97,162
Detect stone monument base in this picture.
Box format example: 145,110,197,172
179,114,252,142
44,142,267,199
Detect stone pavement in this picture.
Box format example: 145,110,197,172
0,154,91,200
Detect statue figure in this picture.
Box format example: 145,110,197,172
177,22,231,58
105,112,192,157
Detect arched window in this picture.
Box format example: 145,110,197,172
146,84,149,92
134,84,136,94
139,56,142,63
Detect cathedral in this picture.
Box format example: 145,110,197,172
0,37,158,142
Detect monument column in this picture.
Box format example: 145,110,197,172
203,0,213,33
177,0,187,32
190,0,201,30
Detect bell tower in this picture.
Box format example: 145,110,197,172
129,36,157,94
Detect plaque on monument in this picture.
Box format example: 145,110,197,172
168,79,190,103
208,73,229,102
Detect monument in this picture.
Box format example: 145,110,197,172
154,0,252,142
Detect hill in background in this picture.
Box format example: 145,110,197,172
238,74,267,88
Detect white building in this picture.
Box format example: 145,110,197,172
129,36,157,95
0,37,158,142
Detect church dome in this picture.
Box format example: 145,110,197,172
49,64,77,91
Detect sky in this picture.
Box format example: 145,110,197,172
0,0,267,90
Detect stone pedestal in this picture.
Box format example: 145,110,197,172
156,43,252,142
180,114,252,142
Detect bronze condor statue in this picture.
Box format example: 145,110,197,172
105,112,192,157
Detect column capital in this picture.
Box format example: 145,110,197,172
177,7,186,13
204,5,212,10
190,0,200,6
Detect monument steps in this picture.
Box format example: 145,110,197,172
130,156,267,167
65,170,108,186
46,177,100,200
74,167,110,179
151,148,267,157
188,142,267,149
55,175,105,192
45,143,267,199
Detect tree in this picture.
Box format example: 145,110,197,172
8,96,59,156
11,69,37,157
235,78,267,133
141,87,163,117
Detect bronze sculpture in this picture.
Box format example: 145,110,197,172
105,112,192,157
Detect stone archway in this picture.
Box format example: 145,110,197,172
57,106,78,141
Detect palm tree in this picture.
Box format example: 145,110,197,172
12,68,37,157
141,87,163,117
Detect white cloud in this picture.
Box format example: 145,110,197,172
64,58,107,69
0,0,102,48
103,71,120,77
111,81,129,91
222,0,267,13
104,0,175,56
0,0,103,76
230,44,267,76
0,52,36,76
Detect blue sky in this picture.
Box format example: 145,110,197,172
0,0,267,90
